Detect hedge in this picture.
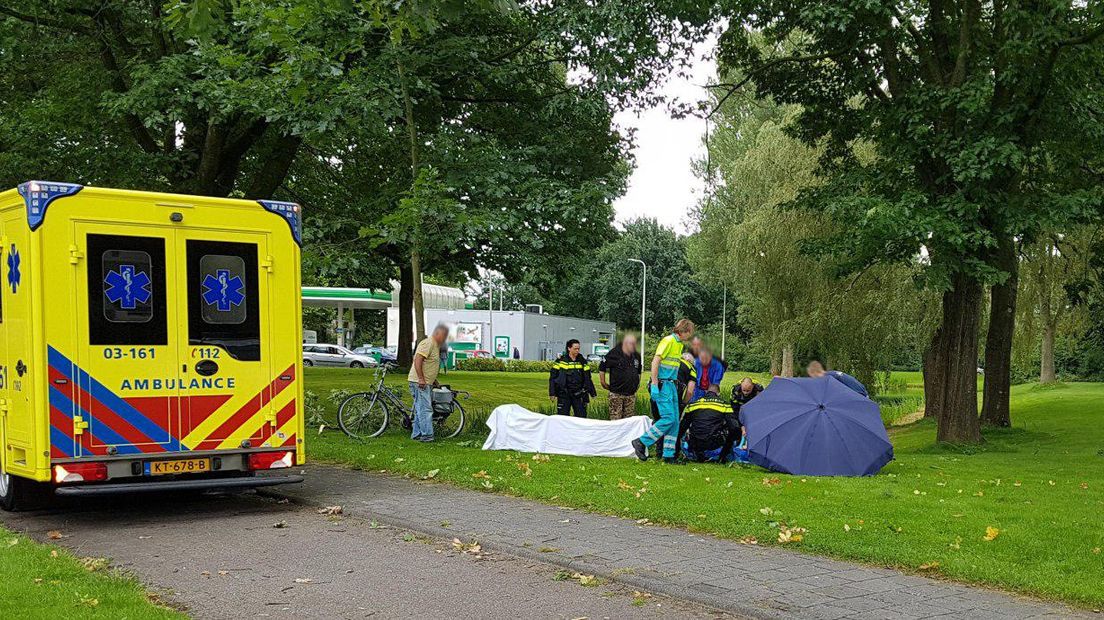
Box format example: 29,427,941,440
455,358,560,372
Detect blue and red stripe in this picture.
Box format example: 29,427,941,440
47,346,178,456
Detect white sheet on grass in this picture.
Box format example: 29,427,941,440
482,404,653,457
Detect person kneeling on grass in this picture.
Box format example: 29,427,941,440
681,387,741,463
806,360,868,397
409,324,449,442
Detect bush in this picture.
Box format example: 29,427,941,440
455,357,507,371
456,358,559,372
503,360,556,373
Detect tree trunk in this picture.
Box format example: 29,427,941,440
399,56,427,341
781,344,794,378
930,274,984,444
981,238,1017,427
769,350,781,377
398,262,415,369
922,337,942,420
1040,323,1056,383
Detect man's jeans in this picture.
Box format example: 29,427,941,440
409,382,434,440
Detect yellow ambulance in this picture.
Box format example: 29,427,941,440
0,181,305,510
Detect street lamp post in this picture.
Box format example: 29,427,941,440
721,283,727,360
627,259,647,359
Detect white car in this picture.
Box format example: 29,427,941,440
303,344,378,368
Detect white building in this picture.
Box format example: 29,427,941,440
387,307,616,361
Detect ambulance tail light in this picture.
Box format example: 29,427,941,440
53,463,108,484
248,451,295,470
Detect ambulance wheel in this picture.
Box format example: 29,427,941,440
0,469,46,512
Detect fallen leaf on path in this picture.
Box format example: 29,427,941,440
516,462,532,477
617,479,632,491
49,550,58,558
317,506,343,516
737,536,758,545
294,578,313,584
472,470,490,479
422,469,440,480
983,526,1000,541
762,477,781,486
218,570,229,576
273,521,288,529
532,453,550,463
46,530,64,540
539,546,559,553
918,562,940,571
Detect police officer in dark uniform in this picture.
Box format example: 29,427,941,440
549,339,597,417
729,377,764,453
681,388,733,462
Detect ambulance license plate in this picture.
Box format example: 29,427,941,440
148,458,210,476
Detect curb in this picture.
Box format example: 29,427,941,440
260,482,784,620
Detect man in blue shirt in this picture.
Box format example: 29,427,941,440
806,361,868,397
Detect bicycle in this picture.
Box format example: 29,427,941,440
338,363,468,439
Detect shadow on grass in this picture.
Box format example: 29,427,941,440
910,424,1051,455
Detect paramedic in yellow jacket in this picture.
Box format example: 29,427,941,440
632,319,695,463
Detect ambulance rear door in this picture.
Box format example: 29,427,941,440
70,223,182,457
177,230,283,451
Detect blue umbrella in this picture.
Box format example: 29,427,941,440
741,376,893,476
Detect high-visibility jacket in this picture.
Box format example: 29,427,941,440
548,354,597,399
683,394,734,451
677,357,697,404
653,333,684,382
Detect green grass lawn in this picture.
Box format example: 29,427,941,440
304,368,1104,608
0,526,181,618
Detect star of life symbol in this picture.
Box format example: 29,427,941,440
6,244,20,293
104,265,152,310
202,269,245,312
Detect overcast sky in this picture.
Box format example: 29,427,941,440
612,49,717,236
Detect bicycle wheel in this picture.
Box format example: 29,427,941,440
338,392,389,439
434,401,466,439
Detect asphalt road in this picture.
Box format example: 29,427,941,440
1,490,730,619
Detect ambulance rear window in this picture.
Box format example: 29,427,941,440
87,234,168,346
186,240,260,361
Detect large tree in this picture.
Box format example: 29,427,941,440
555,218,718,335
692,92,931,385
1015,230,1095,384
695,0,1104,442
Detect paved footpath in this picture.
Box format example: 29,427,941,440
2,490,725,619
272,465,1093,620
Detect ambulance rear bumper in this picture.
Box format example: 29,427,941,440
54,474,304,496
